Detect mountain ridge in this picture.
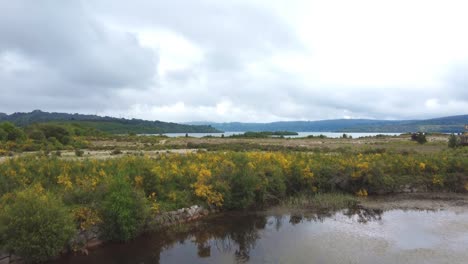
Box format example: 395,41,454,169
186,115,468,133
0,110,221,134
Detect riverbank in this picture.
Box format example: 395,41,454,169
3,193,468,263
0,205,217,264
49,193,468,264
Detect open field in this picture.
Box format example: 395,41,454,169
86,133,450,153
0,133,452,163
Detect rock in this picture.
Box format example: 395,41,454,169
187,208,196,217
402,185,412,193
86,238,103,248
0,257,9,264
201,209,210,216
0,253,9,264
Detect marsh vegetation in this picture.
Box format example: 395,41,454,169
0,121,467,262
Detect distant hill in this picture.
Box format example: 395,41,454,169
188,115,468,133
0,110,221,134
346,115,468,133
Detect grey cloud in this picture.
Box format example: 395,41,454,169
87,0,300,70
0,0,157,112
0,0,466,121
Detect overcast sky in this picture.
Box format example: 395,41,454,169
1,0,467,122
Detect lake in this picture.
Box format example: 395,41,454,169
159,132,402,138
53,207,468,264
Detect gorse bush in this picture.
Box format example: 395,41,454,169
100,175,150,241
0,185,75,262
1,149,467,210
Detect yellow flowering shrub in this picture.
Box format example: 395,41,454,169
0,149,466,213
72,207,102,231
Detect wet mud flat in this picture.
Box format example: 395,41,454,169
53,194,468,264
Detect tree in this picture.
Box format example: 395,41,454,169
0,122,26,141
36,124,71,145
448,134,460,148
0,128,7,141
411,132,427,144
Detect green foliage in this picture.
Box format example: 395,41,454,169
99,176,150,241
411,132,427,144
229,131,298,138
222,156,259,209
0,122,26,142
34,124,71,145
0,128,7,141
27,129,46,141
0,110,221,134
0,185,75,262
448,134,461,148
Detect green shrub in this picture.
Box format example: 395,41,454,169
0,128,7,141
0,185,75,262
222,155,259,209
411,132,427,144
99,176,150,241
0,122,26,142
36,124,71,145
110,149,123,155
28,129,46,141
448,134,461,148
75,149,84,157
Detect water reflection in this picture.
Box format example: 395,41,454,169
53,208,467,264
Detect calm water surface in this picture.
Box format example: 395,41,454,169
160,132,402,138
54,208,468,264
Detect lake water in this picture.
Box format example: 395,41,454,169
53,208,468,264
160,132,402,138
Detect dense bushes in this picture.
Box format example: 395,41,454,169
0,185,75,262
99,176,149,241
0,122,93,153
33,124,71,145
1,149,467,210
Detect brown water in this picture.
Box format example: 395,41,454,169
53,208,468,264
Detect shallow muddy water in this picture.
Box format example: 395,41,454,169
54,207,468,264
